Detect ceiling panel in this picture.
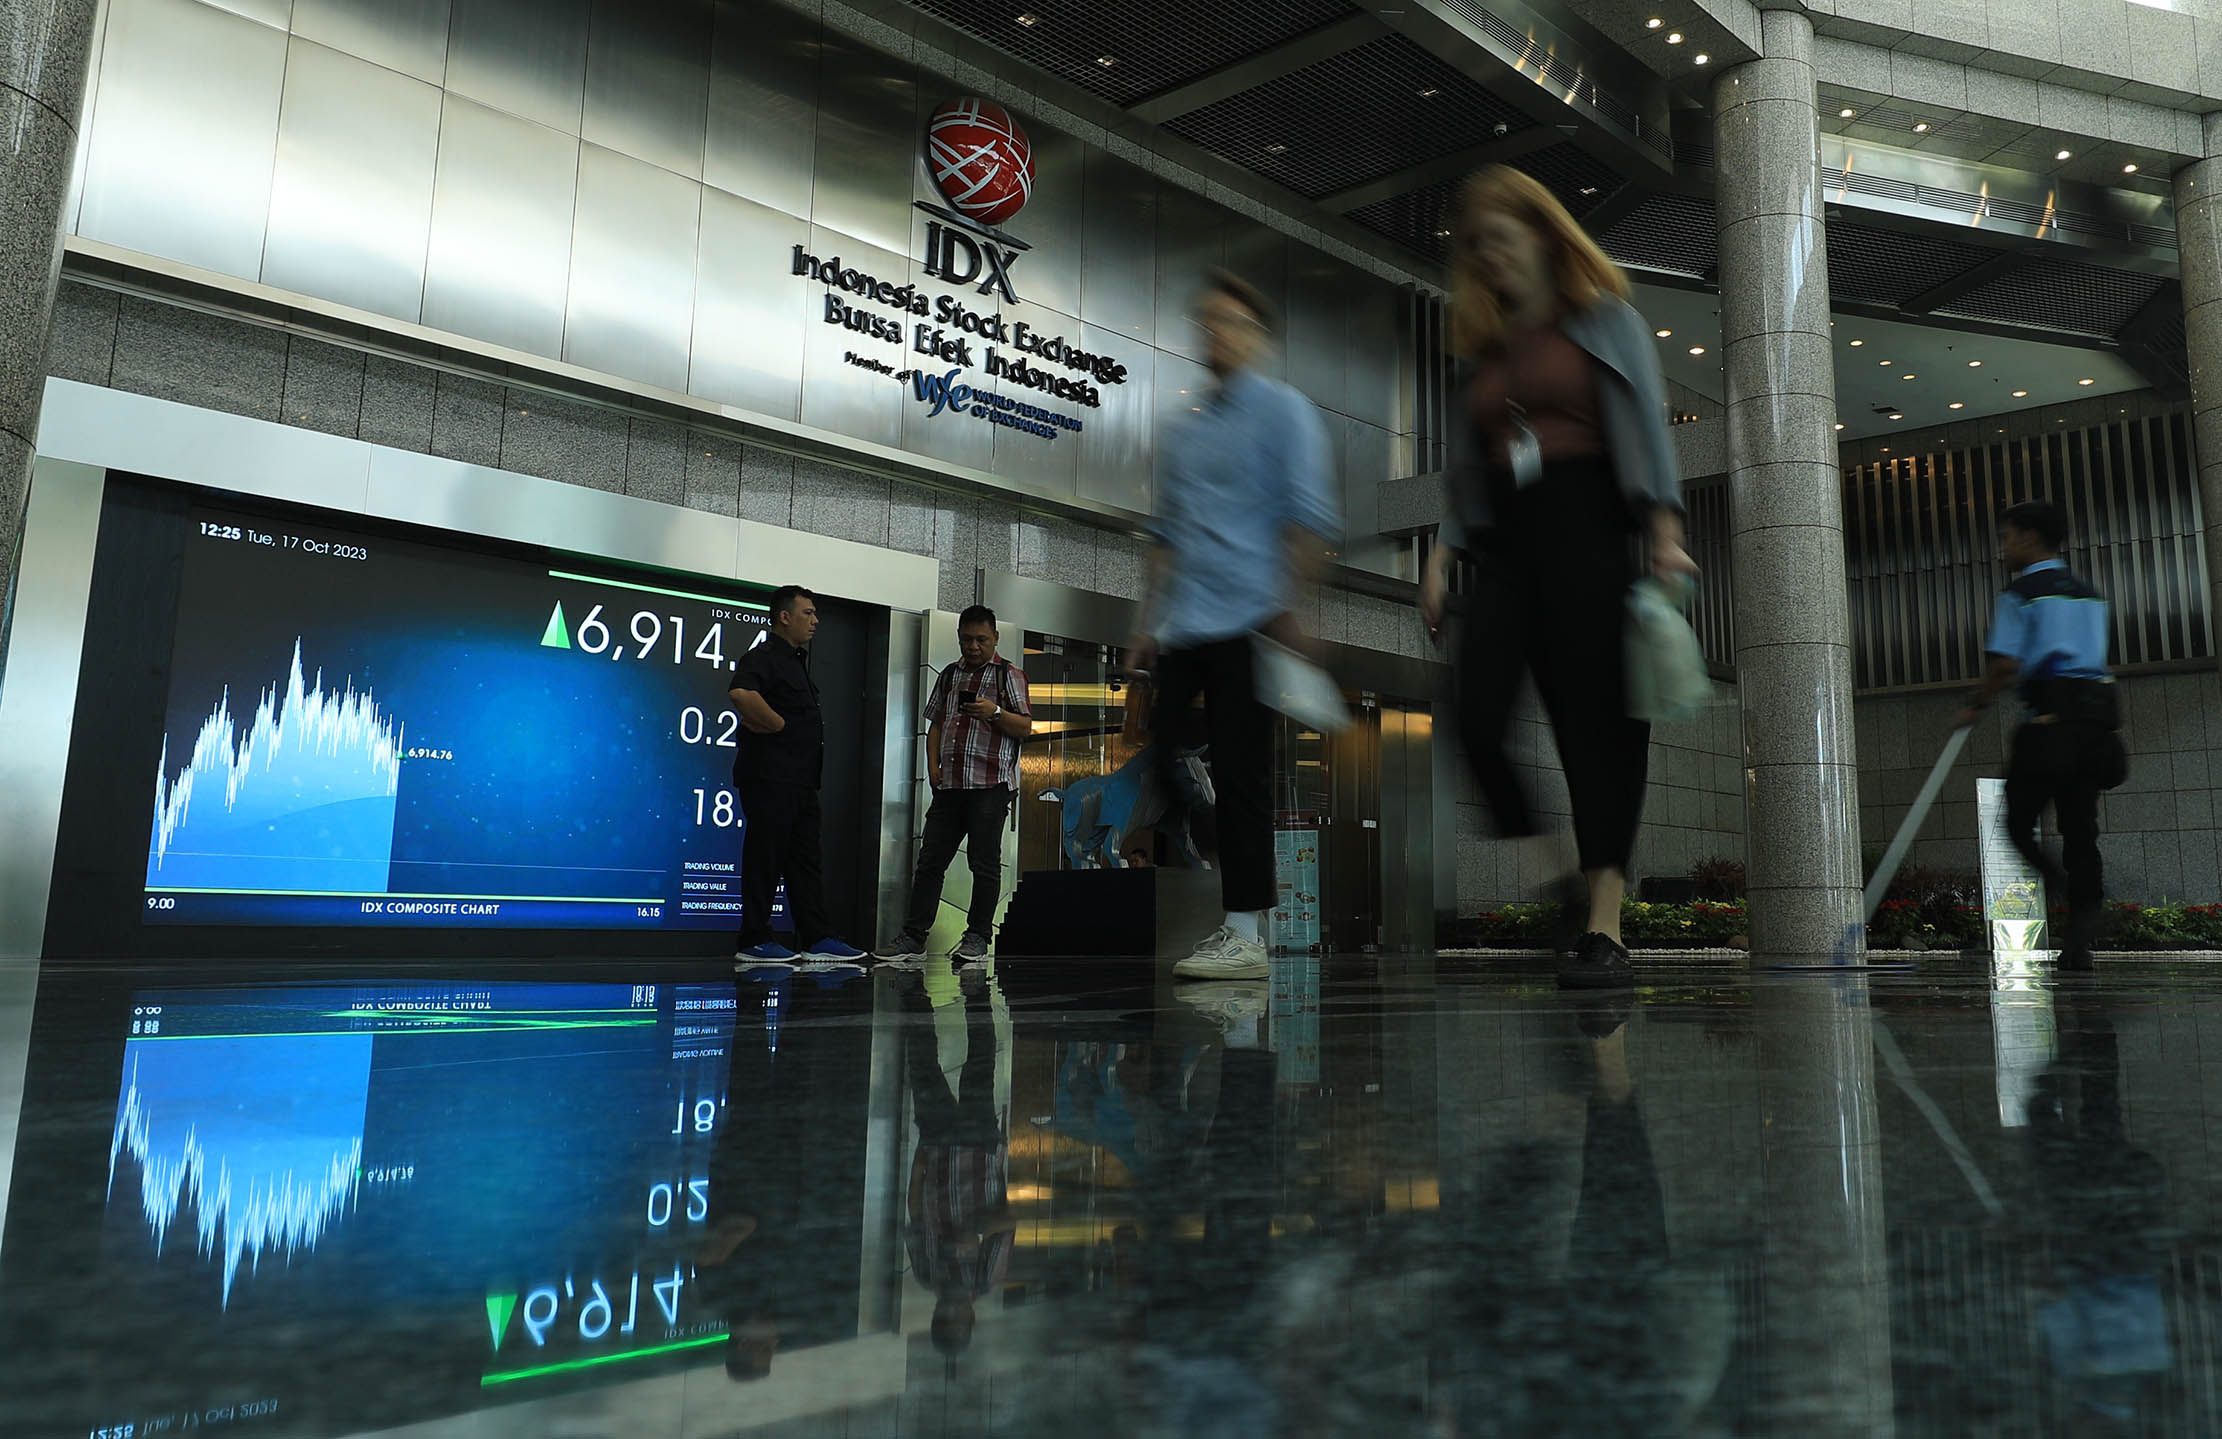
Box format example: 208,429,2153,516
1936,260,2170,339
905,0,1355,107
1161,33,1531,200
1598,191,1717,278
1825,220,1996,308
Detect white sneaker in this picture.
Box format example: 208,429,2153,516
1173,926,1268,980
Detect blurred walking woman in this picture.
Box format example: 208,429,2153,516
1418,166,1695,990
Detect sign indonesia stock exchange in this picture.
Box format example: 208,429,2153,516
789,97,1130,444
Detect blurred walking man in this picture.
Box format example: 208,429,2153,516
1956,501,2122,969
877,605,1032,963
1128,269,1338,981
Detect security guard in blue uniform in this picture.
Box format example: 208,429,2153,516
1956,500,2125,969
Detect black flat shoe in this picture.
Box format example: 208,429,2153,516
1557,931,1634,990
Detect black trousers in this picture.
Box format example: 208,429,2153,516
901,785,1013,940
1453,457,1651,875
2005,721,2106,914
736,778,830,948
1154,635,1275,914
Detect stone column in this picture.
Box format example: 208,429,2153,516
1712,9,1864,959
2173,112,2222,674
0,0,101,677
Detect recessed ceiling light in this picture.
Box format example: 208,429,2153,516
1879,359,1892,366
1688,346,1706,355
2056,149,2072,161
1096,54,1116,66
1901,373,1916,380
2124,163,2140,174
2011,389,2028,397
1913,122,1930,133
1579,186,1599,195
1849,338,1864,347
1882,447,1892,453
1840,107,1856,118
1949,402,1964,409
1656,329,1672,338
1646,16,1663,27
1666,31,1683,43
1265,142,1287,153
1417,86,1440,97
1888,414,1903,421
1834,422,1846,430
2078,377,2095,385
1434,228,1451,237
1694,52,1709,64
1015,11,1039,24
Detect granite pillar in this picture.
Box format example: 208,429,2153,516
0,0,100,678
2172,112,2222,675
1712,10,1865,959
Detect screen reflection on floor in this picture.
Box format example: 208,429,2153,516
0,972,877,1439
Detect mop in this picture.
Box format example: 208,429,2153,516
1813,723,1973,968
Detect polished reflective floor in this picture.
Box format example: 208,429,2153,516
1,951,2219,1437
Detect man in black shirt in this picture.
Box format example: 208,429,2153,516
726,585,864,966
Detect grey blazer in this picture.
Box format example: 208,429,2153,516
1438,293,1684,551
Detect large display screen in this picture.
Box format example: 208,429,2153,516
0,974,874,1438
140,501,781,931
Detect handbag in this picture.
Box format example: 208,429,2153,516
1625,576,1712,724
1253,635,1352,733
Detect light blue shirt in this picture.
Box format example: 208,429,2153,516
1149,368,1338,647
1985,558,2111,681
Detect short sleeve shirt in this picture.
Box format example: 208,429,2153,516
1984,559,2111,686
727,637,823,788
923,657,1030,790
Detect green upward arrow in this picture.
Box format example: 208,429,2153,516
487,1292,519,1350
539,601,570,649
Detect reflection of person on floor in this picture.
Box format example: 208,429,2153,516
697,974,870,1380
1119,1014,1280,1436
903,965,1015,1357
1441,1005,1730,1435
2030,985,2171,1425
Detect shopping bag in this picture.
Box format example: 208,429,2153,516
1253,635,1352,733
1625,576,1711,724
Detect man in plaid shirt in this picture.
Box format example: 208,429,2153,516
877,605,1032,962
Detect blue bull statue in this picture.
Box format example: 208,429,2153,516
1039,745,1215,870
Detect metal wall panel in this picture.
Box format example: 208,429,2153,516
1153,350,1212,513
78,0,286,281
798,225,904,449
1075,323,1152,514
703,0,817,219
1841,413,2213,689
421,94,579,359
993,338,1081,497
564,143,700,395
198,0,291,29
1343,272,1401,431
896,269,995,474
1152,182,1223,368
808,29,914,260
1078,149,1153,343
582,0,709,180
263,38,441,324
1011,125,1083,319
691,187,810,421
445,0,587,134
1222,225,1287,385
288,0,451,83
64,0,110,233
0,461,106,961
1286,246,1350,418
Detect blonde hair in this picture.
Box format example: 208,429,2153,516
1450,165,1630,356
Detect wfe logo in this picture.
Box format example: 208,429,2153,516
911,367,971,418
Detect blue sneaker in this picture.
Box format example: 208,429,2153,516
737,941,798,963
805,937,867,960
